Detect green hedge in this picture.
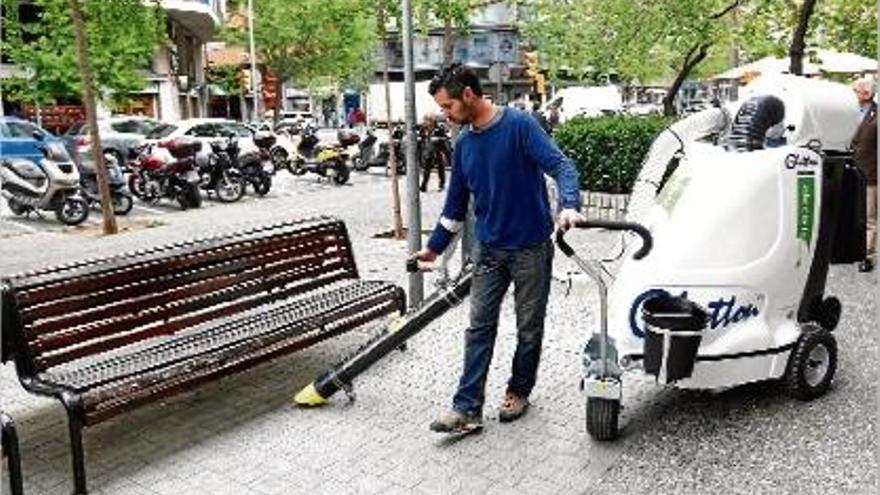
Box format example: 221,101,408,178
554,115,674,194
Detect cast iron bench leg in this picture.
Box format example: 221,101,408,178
1,411,24,495
61,395,88,495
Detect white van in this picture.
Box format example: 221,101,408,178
543,86,624,123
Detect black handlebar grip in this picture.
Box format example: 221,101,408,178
555,220,653,260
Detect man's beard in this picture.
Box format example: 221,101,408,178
450,102,476,125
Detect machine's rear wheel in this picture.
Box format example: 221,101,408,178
586,397,620,441
785,323,836,401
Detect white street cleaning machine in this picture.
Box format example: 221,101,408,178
556,75,863,440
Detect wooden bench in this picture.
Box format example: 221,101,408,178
0,216,406,494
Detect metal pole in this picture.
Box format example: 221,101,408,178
247,0,260,122
402,0,423,307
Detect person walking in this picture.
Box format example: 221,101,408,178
413,63,585,433
851,77,877,272
418,114,448,192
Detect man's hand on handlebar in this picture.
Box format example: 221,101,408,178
557,208,587,231
408,248,439,273
413,248,438,263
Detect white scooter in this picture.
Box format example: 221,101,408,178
1,140,89,225
557,74,862,440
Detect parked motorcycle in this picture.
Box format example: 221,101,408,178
0,140,89,225
79,153,134,215
237,131,276,196
128,138,203,209
287,125,351,185
202,136,247,202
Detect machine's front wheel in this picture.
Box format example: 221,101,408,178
586,397,620,441
785,324,836,401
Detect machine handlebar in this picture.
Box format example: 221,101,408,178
555,220,653,260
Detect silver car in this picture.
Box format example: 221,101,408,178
63,116,162,169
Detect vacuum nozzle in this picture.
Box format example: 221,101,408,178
293,383,329,407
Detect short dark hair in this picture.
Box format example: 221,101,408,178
429,63,483,98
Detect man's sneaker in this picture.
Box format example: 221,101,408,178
429,409,483,434
498,391,530,423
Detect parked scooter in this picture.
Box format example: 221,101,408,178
79,152,134,215
287,125,351,185
352,124,406,175
128,138,203,209
0,140,89,225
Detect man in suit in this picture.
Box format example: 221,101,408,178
851,77,877,272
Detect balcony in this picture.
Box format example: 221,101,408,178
160,0,222,41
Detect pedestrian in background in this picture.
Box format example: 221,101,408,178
414,63,584,434
851,76,877,272
418,114,447,192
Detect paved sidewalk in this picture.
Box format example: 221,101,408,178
1,173,877,494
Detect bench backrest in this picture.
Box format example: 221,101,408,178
1,216,359,377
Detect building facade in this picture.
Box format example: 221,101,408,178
147,0,225,121
378,3,533,105
0,0,225,127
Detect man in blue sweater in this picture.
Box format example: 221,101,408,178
415,64,584,433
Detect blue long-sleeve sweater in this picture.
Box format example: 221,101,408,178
427,108,581,254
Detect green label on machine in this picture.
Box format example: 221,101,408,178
797,175,815,244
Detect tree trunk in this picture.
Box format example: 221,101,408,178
274,75,283,128
69,0,116,234
662,43,711,117
789,0,817,76
443,19,456,66
380,6,404,240
226,98,231,119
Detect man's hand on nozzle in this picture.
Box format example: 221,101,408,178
557,208,586,231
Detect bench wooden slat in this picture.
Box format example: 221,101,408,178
19,232,347,322
15,225,345,307
24,244,349,335
43,282,399,393
30,259,351,358
33,268,354,370
7,216,337,290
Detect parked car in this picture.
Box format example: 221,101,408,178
143,118,259,162
0,116,67,163
62,116,162,169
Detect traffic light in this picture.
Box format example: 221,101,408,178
523,51,545,96
238,69,251,92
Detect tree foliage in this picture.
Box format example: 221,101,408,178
820,0,876,57
523,0,740,85
1,0,165,105
225,0,375,122
739,0,876,61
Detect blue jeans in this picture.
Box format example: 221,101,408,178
453,238,554,415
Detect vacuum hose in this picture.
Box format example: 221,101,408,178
727,95,785,152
